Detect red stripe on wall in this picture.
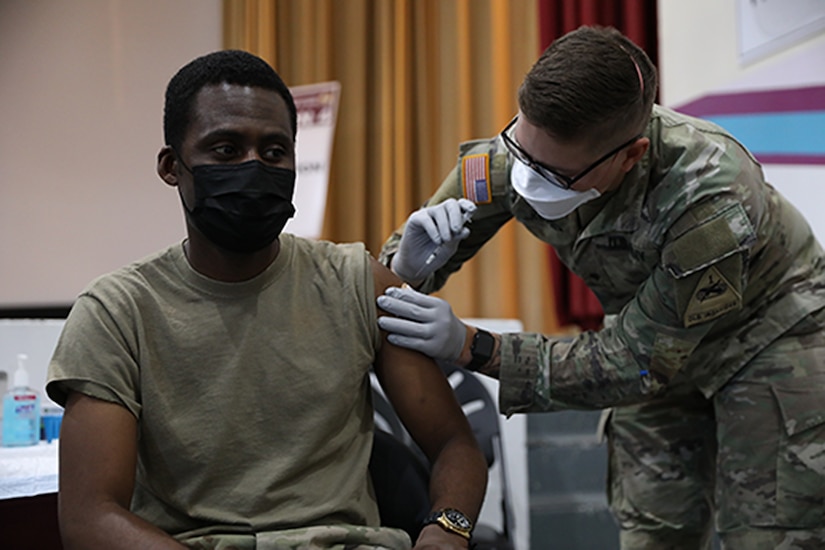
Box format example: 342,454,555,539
677,86,825,117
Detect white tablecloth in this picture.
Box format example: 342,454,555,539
0,441,59,499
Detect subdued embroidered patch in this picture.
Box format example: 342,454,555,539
683,265,742,327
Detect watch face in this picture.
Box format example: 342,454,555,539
469,329,495,369
445,509,472,530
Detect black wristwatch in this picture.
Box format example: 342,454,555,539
467,328,495,371
422,508,473,540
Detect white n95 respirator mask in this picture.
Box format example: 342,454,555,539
510,160,600,220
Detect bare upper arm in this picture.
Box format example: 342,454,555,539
370,257,473,461
59,392,139,512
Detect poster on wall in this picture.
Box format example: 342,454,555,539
284,81,341,239
737,0,825,65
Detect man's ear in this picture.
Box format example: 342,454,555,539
157,145,179,186
620,137,650,173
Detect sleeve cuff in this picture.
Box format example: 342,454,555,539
498,332,544,416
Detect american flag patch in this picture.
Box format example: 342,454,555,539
461,153,491,204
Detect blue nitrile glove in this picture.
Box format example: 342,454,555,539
391,198,477,282
377,286,467,362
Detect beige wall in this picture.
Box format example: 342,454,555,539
6,1,822,307
0,0,221,307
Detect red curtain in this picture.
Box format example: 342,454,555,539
538,0,659,60
537,0,659,332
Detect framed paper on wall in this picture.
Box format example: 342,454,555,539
737,0,825,64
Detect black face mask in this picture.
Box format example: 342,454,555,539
179,159,296,253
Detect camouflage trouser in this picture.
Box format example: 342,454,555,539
607,317,825,550
181,524,411,550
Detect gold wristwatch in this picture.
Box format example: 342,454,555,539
422,508,473,540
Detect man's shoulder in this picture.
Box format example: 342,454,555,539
80,243,182,301
644,105,764,224
284,233,371,280
651,104,755,159
285,233,367,260
458,135,502,156
457,135,510,173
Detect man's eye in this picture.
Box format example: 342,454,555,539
263,146,287,160
213,145,236,157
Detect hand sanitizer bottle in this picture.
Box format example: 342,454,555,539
2,354,41,447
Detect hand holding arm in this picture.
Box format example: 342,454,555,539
376,285,469,362
377,285,503,378
391,198,476,285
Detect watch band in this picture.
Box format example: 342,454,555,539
422,508,473,540
467,328,494,371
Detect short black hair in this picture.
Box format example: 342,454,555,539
163,50,297,151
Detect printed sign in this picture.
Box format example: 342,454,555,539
284,81,341,238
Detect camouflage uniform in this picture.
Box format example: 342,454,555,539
379,105,825,548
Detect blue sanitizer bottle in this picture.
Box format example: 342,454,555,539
2,354,41,447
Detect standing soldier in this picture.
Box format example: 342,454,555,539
376,25,825,550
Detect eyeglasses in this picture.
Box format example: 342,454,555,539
500,116,641,190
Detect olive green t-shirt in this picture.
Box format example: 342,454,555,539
48,234,388,539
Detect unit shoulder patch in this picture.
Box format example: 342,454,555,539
683,265,742,327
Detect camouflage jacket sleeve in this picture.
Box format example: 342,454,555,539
378,137,514,294
497,115,777,414
497,281,719,416
498,201,752,414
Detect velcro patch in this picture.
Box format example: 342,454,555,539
461,153,492,204
683,265,742,327
650,333,697,380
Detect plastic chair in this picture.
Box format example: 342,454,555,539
371,373,428,467
440,364,515,550
369,428,431,542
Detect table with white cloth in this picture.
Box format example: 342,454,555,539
0,441,62,549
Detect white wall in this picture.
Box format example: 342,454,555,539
657,0,825,243
0,0,222,308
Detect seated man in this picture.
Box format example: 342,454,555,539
46,50,487,550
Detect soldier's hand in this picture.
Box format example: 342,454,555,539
391,198,476,283
377,285,467,362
